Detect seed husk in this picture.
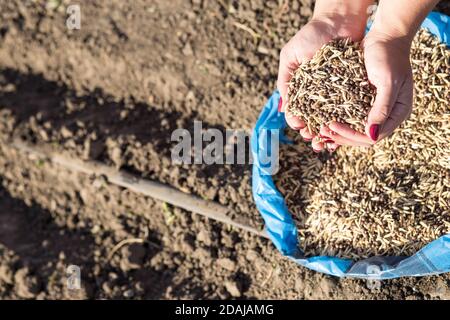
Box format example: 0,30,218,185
276,29,450,260
287,38,376,135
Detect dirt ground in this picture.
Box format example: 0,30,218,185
0,0,449,299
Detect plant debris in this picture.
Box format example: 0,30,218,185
286,38,376,134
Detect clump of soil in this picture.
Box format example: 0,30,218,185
276,29,450,259
287,38,375,134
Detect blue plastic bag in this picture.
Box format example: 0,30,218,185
251,13,450,279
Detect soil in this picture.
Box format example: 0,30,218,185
0,0,449,299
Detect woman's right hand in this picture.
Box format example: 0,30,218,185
277,8,369,152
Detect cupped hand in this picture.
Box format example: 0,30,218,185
277,14,366,152
321,30,414,147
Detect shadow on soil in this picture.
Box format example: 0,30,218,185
0,68,252,181
0,183,179,298
0,183,97,292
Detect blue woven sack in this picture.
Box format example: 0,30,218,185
251,13,450,279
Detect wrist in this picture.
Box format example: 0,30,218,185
310,12,366,41
312,0,374,40
370,17,416,47
370,0,439,46
365,35,413,60
313,0,374,19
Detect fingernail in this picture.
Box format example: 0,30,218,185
369,124,379,141
319,134,328,139
327,144,337,153
278,97,283,112
323,139,334,143
324,129,337,136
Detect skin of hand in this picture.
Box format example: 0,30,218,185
277,12,368,152
277,0,372,152
320,31,414,147
320,0,439,148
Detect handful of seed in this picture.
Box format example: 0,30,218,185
287,38,375,134
276,29,449,259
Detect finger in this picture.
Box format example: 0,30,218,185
327,122,374,145
366,83,400,142
285,110,305,130
378,78,413,139
320,125,373,147
311,137,325,153
326,143,339,153
277,46,299,112
277,96,283,112
318,127,337,144
300,127,314,141
323,134,371,147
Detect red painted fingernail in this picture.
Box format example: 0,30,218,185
323,139,334,143
369,124,379,141
318,134,328,139
327,144,338,153
278,97,283,112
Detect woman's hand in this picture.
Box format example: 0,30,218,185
320,0,440,148
321,30,414,146
277,8,369,152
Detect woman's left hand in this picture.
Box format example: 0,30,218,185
319,30,414,148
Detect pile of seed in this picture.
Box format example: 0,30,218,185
286,38,376,134
275,29,449,259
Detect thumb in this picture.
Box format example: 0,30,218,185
365,83,399,141
277,47,299,112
